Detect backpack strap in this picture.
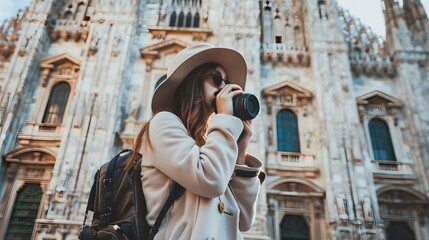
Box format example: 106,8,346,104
149,182,185,240
99,149,129,227
133,153,151,239
132,151,185,240
81,169,99,227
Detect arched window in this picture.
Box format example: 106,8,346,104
277,110,300,152
5,184,43,239
178,12,185,27
369,118,396,161
280,215,310,240
169,0,201,28
193,12,200,28
63,11,73,20
169,12,177,27
185,12,192,27
386,221,416,240
42,82,70,124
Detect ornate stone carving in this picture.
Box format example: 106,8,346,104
89,34,99,56
260,0,309,65
139,38,189,71
262,81,312,108
356,90,402,119
0,8,28,60
39,53,81,86
362,196,374,221
97,98,109,130
147,26,212,41
336,192,349,220
128,97,139,120
339,8,397,78
73,98,85,128
18,30,38,56
304,131,314,148
111,36,121,57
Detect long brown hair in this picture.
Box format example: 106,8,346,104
125,62,218,171
173,62,218,146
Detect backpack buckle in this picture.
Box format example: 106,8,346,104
102,207,112,216
103,178,112,188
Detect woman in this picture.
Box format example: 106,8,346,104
133,43,264,239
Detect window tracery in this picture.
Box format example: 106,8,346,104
167,0,202,28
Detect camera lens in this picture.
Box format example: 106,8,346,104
246,95,259,116
233,93,260,120
211,92,260,120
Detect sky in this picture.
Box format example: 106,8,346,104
337,0,429,38
0,0,31,24
0,0,428,39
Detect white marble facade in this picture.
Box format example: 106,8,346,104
0,0,428,239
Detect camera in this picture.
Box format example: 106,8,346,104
212,93,260,120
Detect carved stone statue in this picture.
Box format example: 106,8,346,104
362,196,373,220
128,97,139,120
336,192,348,220
89,34,99,56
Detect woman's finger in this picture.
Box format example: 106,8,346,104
217,84,242,95
215,84,243,115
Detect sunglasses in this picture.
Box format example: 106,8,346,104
211,71,230,87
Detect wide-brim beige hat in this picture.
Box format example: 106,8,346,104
151,43,247,114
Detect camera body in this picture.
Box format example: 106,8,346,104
212,93,260,120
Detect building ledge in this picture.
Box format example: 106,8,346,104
267,164,319,178
148,26,212,41
261,43,310,66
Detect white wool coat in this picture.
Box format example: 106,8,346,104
140,111,263,240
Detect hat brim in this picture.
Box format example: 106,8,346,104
151,47,247,114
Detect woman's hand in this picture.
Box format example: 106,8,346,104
236,120,252,165
215,84,243,116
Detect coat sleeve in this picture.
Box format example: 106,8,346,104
148,112,244,198
229,154,263,231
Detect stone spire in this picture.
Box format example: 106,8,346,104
402,0,429,50
381,0,429,52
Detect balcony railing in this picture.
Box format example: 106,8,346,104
265,151,318,176
279,152,301,163
38,123,59,132
276,152,317,167
371,160,414,174
18,122,63,142
262,43,308,53
261,43,310,65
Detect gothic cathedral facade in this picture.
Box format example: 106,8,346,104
0,0,429,239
